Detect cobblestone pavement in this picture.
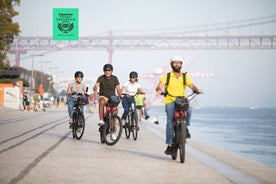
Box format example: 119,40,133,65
0,106,275,184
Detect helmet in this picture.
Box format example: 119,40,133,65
103,64,113,71
74,71,84,78
170,56,183,63
129,71,138,78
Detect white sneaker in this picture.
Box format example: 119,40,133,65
69,118,73,124
111,133,117,140
98,120,104,126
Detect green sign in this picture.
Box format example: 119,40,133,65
53,8,79,40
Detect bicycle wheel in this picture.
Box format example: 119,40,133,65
132,113,138,140
124,115,131,139
75,113,85,140
179,121,186,163
103,115,122,146
72,112,77,139
99,125,105,143
171,133,178,160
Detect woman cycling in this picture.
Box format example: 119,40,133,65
121,71,143,128
66,71,87,126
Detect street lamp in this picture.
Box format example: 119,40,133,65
40,61,51,88
30,54,44,97
48,67,58,97
55,71,64,93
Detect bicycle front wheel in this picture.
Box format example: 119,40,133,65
72,112,77,139
179,121,186,163
103,115,122,146
75,113,85,140
171,136,178,160
132,113,138,140
124,115,131,139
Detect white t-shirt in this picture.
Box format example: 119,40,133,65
123,81,141,96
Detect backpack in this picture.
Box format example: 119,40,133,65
165,72,187,96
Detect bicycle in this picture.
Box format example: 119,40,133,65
99,95,123,146
161,91,199,163
69,92,89,140
121,93,141,140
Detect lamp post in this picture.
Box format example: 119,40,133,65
30,54,44,97
48,67,58,98
40,61,51,88
55,71,64,94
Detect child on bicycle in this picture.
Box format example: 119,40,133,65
66,71,87,126
120,71,144,128
156,56,203,155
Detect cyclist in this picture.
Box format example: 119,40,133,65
93,64,122,126
156,56,203,155
66,71,87,126
120,71,143,128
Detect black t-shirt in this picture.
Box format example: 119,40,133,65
97,75,120,98
23,94,28,102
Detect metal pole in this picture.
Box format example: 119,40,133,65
30,54,44,99
40,61,51,88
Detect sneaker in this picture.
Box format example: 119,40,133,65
98,120,104,126
164,146,173,155
186,127,191,139
145,115,150,120
111,133,117,140
122,119,127,128
136,123,140,130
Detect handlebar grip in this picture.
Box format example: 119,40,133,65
160,92,167,96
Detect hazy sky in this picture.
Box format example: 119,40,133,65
9,0,276,107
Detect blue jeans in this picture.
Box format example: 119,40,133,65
67,97,84,118
165,102,192,144
122,96,136,120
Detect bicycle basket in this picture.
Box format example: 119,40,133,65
78,95,89,105
175,97,189,111
108,96,121,106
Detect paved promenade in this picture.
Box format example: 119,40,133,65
0,106,275,184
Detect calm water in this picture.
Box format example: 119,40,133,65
148,106,276,168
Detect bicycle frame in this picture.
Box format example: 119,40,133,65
161,92,198,163
122,93,140,140
70,93,88,140
99,95,122,146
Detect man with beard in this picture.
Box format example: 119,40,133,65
156,56,203,155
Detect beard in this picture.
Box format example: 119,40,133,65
171,65,182,73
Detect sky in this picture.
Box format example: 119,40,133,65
8,0,276,107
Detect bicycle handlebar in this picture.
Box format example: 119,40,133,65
160,91,202,101
121,92,145,98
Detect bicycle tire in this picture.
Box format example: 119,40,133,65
132,113,138,140
179,121,186,163
99,125,105,143
75,113,85,140
171,132,177,160
124,115,131,139
72,112,77,139
103,115,122,146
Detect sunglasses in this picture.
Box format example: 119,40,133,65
130,76,136,78
104,69,112,72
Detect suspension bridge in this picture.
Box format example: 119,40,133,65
9,15,276,66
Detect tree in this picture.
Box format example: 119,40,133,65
0,0,20,69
